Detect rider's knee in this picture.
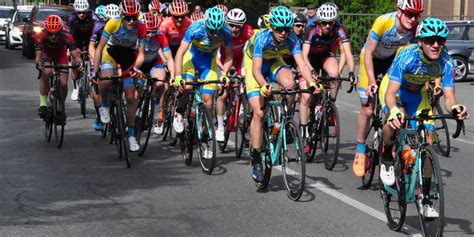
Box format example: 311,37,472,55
361,106,374,118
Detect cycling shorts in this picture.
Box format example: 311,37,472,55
244,53,288,99
101,44,137,88
379,74,435,132
140,61,166,76
309,52,336,73
358,51,395,101
181,50,219,95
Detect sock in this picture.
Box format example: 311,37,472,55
72,79,77,89
101,101,109,108
95,106,101,121
40,95,47,107
357,143,366,154
127,127,135,138
217,115,224,130
300,124,309,138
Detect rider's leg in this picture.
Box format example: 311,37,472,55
322,56,340,101
298,79,311,138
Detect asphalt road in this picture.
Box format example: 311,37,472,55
0,47,473,236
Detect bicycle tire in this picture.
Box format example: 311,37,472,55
322,101,340,170
255,125,272,190
234,96,246,159
136,94,153,157
117,98,131,168
382,149,407,231
102,122,109,138
361,127,381,189
80,94,86,118
44,107,53,142
433,104,450,157
180,113,193,166
197,103,217,175
218,96,231,152
305,108,320,163
54,86,65,149
281,120,306,201
416,145,444,236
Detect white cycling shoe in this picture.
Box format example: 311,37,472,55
216,128,225,142
380,163,395,186
418,200,439,218
201,144,213,159
99,106,111,124
153,122,164,135
173,113,184,133
70,88,79,101
128,136,140,152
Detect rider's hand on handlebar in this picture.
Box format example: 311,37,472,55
451,104,470,120
220,75,230,86
130,67,143,78
366,83,378,97
433,85,442,97
308,81,323,94
348,72,357,86
260,84,272,97
173,75,185,89
90,72,98,84
35,60,44,71
387,106,405,129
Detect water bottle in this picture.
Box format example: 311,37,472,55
271,122,280,141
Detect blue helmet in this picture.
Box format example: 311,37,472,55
269,6,294,28
416,17,449,38
95,5,106,20
205,7,226,31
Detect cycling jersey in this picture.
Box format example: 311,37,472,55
219,24,254,75
304,21,349,56
159,16,193,49
102,18,147,49
67,11,100,49
182,20,233,55
143,32,170,71
379,44,455,131
90,20,106,44
35,30,76,65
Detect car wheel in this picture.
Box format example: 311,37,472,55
453,55,468,82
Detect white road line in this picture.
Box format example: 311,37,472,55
454,138,474,145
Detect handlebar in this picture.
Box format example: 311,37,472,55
402,109,465,139
98,74,131,81
316,76,356,93
36,64,78,79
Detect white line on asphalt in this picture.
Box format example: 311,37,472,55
454,138,474,145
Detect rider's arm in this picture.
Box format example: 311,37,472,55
294,53,313,85
163,49,175,79
93,36,107,73
174,41,190,77
338,42,346,75
221,46,233,76
341,42,355,74
302,43,314,72
385,80,401,111
133,44,145,69
216,49,224,70
364,38,378,86
88,41,96,62
251,57,267,87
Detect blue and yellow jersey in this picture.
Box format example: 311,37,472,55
364,12,416,59
387,44,455,91
244,28,302,60
102,18,147,49
182,20,233,55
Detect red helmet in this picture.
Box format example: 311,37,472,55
143,12,162,30
216,3,228,15
191,11,204,21
148,0,161,12
169,0,188,16
397,0,424,14
120,0,140,16
45,15,63,33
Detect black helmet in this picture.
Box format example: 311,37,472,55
294,12,307,24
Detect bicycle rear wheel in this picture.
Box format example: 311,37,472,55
197,103,217,175
79,89,86,118
218,96,230,152
382,151,407,231
255,126,272,190
433,104,450,157
416,146,444,236
234,96,247,159
321,101,340,170
116,98,131,168
44,107,53,142
136,94,153,157
361,127,381,189
281,120,306,201
54,86,65,149
180,114,193,166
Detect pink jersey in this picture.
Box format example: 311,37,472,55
219,24,254,75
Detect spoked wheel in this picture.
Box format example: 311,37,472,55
44,109,53,142
305,115,319,163
416,146,444,236
180,115,194,166
433,104,450,157
197,104,217,175
234,97,247,159
218,94,233,152
163,91,178,146
53,87,65,149
79,85,86,119
136,95,154,157
109,102,121,156
321,102,340,170
382,151,407,231
281,120,306,201
361,128,381,189
255,125,272,190
116,99,131,168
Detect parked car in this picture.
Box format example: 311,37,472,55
445,21,474,81
4,5,33,49
0,6,15,43
21,4,74,59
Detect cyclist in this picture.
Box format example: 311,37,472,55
148,0,161,16
159,0,193,56
353,0,424,178
172,7,233,158
36,15,83,119
140,13,175,135
215,8,254,142
191,5,204,21
92,0,147,152
216,3,228,15
254,14,270,34
67,0,100,101
300,3,356,140
244,6,316,182
379,18,469,217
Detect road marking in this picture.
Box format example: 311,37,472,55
454,138,474,145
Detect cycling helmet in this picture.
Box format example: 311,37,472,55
45,15,63,33
191,11,204,21
257,14,270,28
317,2,338,22
226,8,246,25
216,3,228,15
205,7,225,31
416,17,449,38
95,5,106,20
73,0,89,12
143,12,162,30
269,6,294,28
293,12,306,24
168,0,188,16
397,0,424,14
105,4,121,18
148,0,161,12
120,0,140,16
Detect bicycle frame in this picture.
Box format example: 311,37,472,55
264,97,291,166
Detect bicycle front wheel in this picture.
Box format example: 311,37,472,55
382,150,407,231
136,94,153,157
234,96,247,159
255,126,272,190
54,86,65,149
197,103,217,175
433,104,450,157
321,101,340,170
416,146,444,236
116,98,131,168
361,127,381,189
281,120,305,201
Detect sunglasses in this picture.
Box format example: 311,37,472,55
294,24,305,28
123,15,138,22
403,10,420,20
422,36,446,46
207,29,221,35
173,15,184,20
228,23,243,28
48,32,60,37
274,27,292,33
77,11,87,15
320,21,335,26
147,30,158,35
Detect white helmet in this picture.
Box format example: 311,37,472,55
397,0,424,13
105,4,121,19
316,2,338,22
73,0,89,12
226,8,246,25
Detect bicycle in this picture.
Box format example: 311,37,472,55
37,63,77,149
381,109,465,236
99,74,132,168
305,76,355,170
161,85,178,147
177,79,223,175
255,88,310,201
77,51,91,118
426,81,451,157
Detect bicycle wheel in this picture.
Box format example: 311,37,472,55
116,98,131,168
79,84,86,118
180,113,194,166
102,122,109,138
218,96,231,152
305,112,320,163
44,106,53,142
361,127,381,189
416,146,444,236
433,104,450,157
255,124,272,190
321,101,340,170
136,94,153,157
197,103,217,174
234,96,247,159
281,120,306,201
54,86,65,149
382,150,407,231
